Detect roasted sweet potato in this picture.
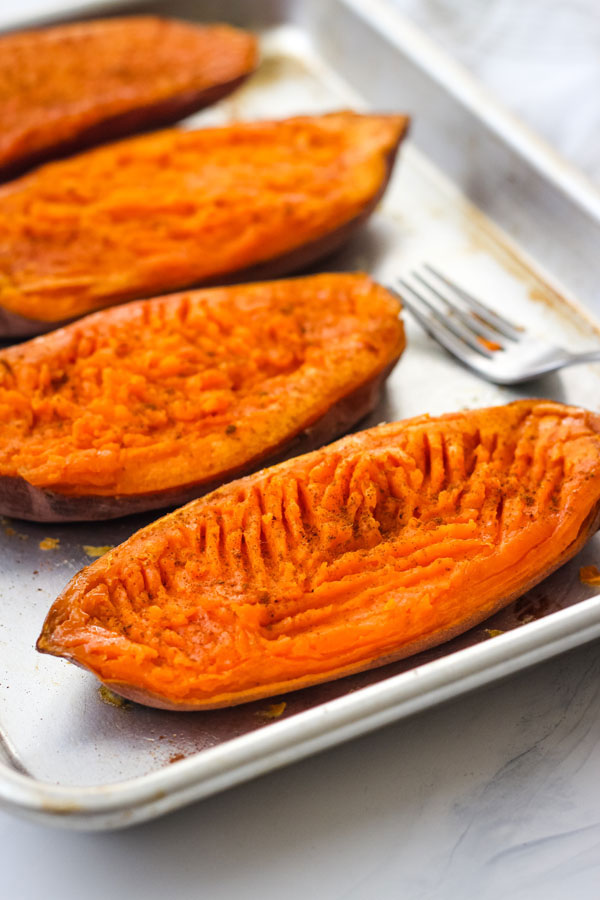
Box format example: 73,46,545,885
0,273,404,521
0,16,257,181
0,112,409,336
37,400,600,710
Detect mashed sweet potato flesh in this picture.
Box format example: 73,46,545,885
37,400,600,709
0,113,408,324
0,273,404,497
0,16,257,175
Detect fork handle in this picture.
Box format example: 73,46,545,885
568,350,600,366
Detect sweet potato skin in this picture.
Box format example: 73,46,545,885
0,112,409,335
0,16,258,180
0,273,404,520
37,400,600,709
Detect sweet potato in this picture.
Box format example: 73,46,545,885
0,112,409,336
37,400,600,709
0,16,257,180
0,273,404,521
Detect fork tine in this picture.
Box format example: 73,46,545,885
398,279,495,358
424,264,523,340
397,287,493,370
412,271,509,349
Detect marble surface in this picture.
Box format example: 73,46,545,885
1,1,600,898
1,642,599,898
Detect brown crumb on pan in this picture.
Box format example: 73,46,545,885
1,516,28,539
169,753,186,764
1,518,15,536
39,537,59,551
484,628,504,638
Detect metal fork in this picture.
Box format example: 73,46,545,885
395,264,600,385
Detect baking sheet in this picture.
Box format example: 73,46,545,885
1,0,600,828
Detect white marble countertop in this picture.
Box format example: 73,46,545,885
1,642,599,898
1,2,600,898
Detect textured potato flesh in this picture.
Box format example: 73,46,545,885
0,16,257,172
38,401,600,708
0,274,404,495
0,113,408,322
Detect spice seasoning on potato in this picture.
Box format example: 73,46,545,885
38,400,600,709
0,273,404,520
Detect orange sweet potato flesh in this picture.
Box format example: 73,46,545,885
0,273,404,521
37,400,600,710
0,16,258,181
0,112,408,337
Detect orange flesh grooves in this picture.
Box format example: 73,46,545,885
0,273,404,505
0,112,409,327
0,16,258,178
37,400,600,710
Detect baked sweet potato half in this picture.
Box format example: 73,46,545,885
0,273,404,521
37,400,600,710
0,112,409,337
0,16,258,181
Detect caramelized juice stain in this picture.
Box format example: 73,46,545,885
98,685,131,709
462,204,600,339
219,54,311,120
514,594,553,622
168,753,186,764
